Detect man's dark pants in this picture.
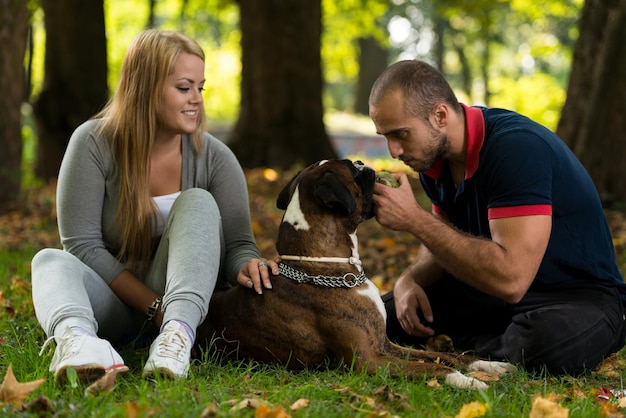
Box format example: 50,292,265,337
382,276,626,375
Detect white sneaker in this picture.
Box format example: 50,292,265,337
43,328,128,384
143,321,192,378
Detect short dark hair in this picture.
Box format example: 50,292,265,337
369,60,462,120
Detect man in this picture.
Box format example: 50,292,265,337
370,60,626,375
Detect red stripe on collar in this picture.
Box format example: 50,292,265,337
423,104,485,180
462,104,485,179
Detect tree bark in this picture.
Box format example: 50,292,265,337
354,36,388,116
32,0,108,181
0,0,29,212
557,0,626,204
229,0,336,169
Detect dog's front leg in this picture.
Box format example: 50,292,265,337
444,360,517,390
467,359,518,375
446,359,517,390
444,371,489,390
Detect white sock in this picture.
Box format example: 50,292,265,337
70,326,97,337
162,320,195,344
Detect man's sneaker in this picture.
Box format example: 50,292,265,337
143,321,192,378
42,328,128,384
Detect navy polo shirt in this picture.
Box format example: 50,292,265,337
420,105,626,302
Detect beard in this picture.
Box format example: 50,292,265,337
403,123,449,172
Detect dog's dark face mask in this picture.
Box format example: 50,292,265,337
350,160,376,220
277,159,376,222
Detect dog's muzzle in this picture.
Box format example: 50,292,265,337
351,160,376,220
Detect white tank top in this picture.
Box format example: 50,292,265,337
153,191,181,236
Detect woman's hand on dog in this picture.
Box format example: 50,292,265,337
237,258,280,294
394,275,436,338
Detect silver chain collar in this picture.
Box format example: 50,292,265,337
278,262,368,288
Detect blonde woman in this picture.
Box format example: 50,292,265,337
32,29,277,383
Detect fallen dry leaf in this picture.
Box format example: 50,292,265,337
331,384,351,393
594,353,626,378
125,401,156,418
455,401,488,418
427,379,442,389
0,364,46,406
84,367,128,397
373,385,407,404
529,395,569,418
361,395,377,408
200,402,219,417
290,398,310,410
230,398,263,413
21,394,54,414
372,385,413,412
542,392,565,402
598,402,625,418
254,404,291,418
467,370,501,382
564,386,586,400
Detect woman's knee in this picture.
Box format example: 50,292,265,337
32,249,73,283
176,188,218,212
170,188,221,228
32,247,63,265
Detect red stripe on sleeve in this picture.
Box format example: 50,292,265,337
488,204,552,219
432,204,446,218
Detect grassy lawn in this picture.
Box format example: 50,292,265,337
1,166,625,417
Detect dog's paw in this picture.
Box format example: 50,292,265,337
467,360,517,375
444,371,489,390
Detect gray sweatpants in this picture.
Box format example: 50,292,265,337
32,188,223,344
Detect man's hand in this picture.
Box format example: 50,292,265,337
393,274,435,338
372,173,423,232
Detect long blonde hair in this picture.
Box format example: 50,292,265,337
96,29,207,275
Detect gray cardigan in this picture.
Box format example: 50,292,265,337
56,119,260,286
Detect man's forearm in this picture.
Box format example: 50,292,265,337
405,211,517,301
400,244,445,289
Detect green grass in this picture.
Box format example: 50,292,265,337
2,318,619,418
1,177,626,417
1,245,625,417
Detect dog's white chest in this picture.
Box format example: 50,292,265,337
358,280,387,322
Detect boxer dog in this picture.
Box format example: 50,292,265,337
196,159,515,389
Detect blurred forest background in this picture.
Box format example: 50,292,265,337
1,0,626,214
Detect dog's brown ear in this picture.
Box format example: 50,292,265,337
276,175,298,210
313,172,356,215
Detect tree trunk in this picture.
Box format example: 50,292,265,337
432,15,446,72
32,0,108,181
229,0,336,169
0,0,29,212
556,0,626,205
478,12,492,106
148,0,157,28
354,36,388,116
450,29,473,100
